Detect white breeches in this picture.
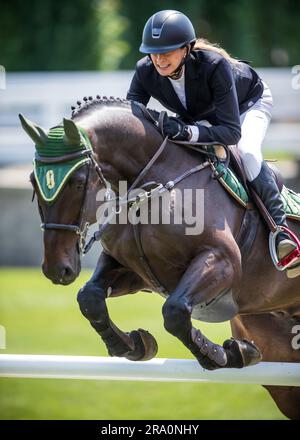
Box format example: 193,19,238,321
237,81,273,182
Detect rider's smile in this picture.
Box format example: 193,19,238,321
150,48,187,77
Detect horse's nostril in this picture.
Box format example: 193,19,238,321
62,265,75,280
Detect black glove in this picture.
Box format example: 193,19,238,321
162,116,191,141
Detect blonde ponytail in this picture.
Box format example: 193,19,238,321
193,38,241,65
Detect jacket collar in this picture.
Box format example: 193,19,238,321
158,72,186,116
184,54,201,116
156,53,200,121
185,52,201,79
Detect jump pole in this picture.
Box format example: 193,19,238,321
0,354,299,386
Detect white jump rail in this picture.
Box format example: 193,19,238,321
0,354,300,386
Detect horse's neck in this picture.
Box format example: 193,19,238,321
76,108,167,192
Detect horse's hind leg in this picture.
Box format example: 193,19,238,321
77,251,158,361
162,249,261,370
231,313,300,419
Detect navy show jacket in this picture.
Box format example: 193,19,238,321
126,49,264,146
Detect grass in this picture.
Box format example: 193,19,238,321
0,268,286,420
263,150,295,161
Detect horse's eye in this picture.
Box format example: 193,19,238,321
75,179,86,191
76,182,85,191
68,176,85,190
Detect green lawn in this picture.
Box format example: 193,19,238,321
0,268,286,419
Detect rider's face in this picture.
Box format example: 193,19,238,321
150,47,187,76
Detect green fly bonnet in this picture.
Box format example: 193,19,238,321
19,114,92,203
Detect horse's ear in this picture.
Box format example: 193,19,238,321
63,118,81,146
19,114,47,146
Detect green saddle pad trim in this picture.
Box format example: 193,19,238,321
214,162,300,221
33,125,92,203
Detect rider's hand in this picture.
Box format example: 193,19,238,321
162,116,192,141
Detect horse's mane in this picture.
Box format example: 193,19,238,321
71,95,160,121
71,95,159,119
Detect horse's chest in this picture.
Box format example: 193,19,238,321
101,224,190,289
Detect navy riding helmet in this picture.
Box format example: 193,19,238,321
140,10,196,54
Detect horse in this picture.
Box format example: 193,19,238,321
20,96,300,419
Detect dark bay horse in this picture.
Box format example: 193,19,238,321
20,97,300,419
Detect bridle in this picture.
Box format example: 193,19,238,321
32,147,111,255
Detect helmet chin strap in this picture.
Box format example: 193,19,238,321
167,45,191,80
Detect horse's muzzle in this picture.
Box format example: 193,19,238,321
42,260,78,285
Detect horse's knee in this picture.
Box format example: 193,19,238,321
162,297,191,336
77,283,107,322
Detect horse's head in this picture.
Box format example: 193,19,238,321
20,114,101,285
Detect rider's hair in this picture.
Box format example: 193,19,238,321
193,38,241,65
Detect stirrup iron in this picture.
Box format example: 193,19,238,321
269,226,300,271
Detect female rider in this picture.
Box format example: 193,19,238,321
126,9,300,277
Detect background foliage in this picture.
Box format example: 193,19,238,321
1,0,300,71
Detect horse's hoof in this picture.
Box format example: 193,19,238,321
223,338,262,368
196,357,223,371
125,328,158,361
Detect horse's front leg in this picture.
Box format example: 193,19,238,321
162,248,262,370
77,251,158,361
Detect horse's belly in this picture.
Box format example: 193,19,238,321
191,288,239,323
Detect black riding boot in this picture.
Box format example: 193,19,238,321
249,161,298,266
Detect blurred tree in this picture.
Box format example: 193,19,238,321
94,0,130,70
0,0,299,71
0,0,100,70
